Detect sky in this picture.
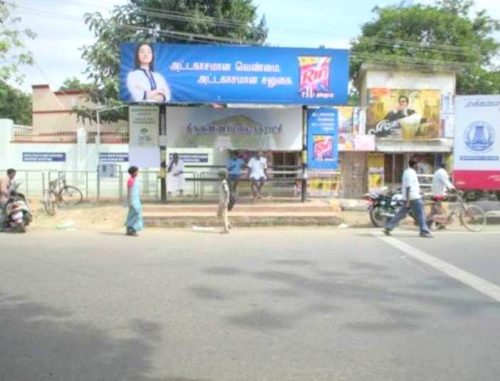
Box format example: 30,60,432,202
9,0,500,92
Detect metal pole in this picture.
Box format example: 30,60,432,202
301,105,308,203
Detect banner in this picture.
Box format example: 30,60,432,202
120,43,349,105
129,106,159,147
307,108,339,170
366,89,441,140
453,95,500,190
337,107,372,151
166,107,302,151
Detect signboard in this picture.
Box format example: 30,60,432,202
23,152,66,162
120,43,349,105
129,106,159,147
166,107,302,151
453,95,500,190
168,153,209,164
307,108,339,170
99,153,129,163
366,89,441,140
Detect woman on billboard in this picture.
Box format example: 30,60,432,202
126,43,171,102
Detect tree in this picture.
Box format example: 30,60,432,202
59,77,92,92
0,81,32,125
0,1,36,84
350,0,500,94
80,0,267,120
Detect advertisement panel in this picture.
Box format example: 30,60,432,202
307,108,338,170
129,106,160,167
453,95,500,190
166,107,302,151
366,89,441,140
120,43,348,105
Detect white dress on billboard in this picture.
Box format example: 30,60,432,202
126,69,171,102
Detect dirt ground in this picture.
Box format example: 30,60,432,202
29,201,127,231
26,200,373,232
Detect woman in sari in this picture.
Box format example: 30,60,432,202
125,166,143,236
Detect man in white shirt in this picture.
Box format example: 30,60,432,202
384,158,432,237
247,152,268,200
432,163,454,197
428,163,455,229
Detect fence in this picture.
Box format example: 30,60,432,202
2,166,342,203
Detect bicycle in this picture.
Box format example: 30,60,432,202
43,174,83,215
426,190,486,232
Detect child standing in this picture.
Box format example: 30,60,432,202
217,170,230,234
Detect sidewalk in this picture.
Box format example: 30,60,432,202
28,198,372,230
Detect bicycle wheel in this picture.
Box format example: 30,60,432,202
58,186,83,206
43,190,57,216
459,204,486,232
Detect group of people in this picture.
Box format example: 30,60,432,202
125,151,269,236
383,158,455,238
227,151,269,201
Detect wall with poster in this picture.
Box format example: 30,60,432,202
337,106,373,151
120,43,349,105
307,108,339,170
129,105,160,168
453,95,500,190
366,88,441,140
367,153,385,192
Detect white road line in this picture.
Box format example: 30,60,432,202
376,234,500,303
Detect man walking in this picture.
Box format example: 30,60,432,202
384,158,432,238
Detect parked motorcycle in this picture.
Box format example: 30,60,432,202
364,188,416,227
2,182,32,233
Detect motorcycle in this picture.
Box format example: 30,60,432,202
364,188,417,227
2,182,32,233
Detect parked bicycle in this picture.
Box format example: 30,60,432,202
426,190,486,232
43,174,83,215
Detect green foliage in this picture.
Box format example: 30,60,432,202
0,2,36,84
350,0,500,94
0,81,32,125
59,77,93,92
80,0,268,119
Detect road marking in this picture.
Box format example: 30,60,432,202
376,234,500,303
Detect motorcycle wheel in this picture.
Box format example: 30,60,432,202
370,206,392,227
15,223,26,233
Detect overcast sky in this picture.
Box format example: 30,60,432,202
10,0,500,92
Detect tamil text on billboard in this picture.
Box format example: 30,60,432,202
166,107,302,151
453,95,500,190
120,43,348,105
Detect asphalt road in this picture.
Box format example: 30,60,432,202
1,226,500,381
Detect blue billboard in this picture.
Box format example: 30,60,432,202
120,43,349,105
307,108,339,170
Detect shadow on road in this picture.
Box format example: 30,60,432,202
0,292,209,381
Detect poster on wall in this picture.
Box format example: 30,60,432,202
120,43,349,105
367,153,385,192
366,88,441,140
307,108,338,170
338,107,372,151
129,106,159,147
453,95,500,190
166,107,302,151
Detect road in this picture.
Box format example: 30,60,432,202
1,226,500,381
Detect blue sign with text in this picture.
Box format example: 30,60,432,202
307,108,339,170
99,153,129,163
120,43,348,105
23,152,66,162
